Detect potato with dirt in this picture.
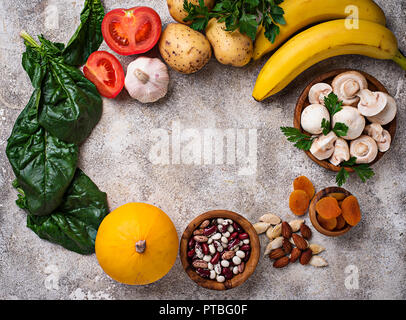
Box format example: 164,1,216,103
167,0,215,24
205,18,253,67
159,23,212,74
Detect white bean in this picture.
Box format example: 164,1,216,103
233,266,239,275
210,270,216,279
243,239,250,244
232,256,242,265
216,275,225,283
208,262,213,270
223,231,230,238
226,219,233,225
207,238,213,244
208,244,216,255
227,225,234,233
214,264,222,275
236,250,245,259
211,233,221,240
203,255,212,262
221,260,230,268
221,236,228,244
217,218,225,225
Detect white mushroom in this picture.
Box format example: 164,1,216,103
350,135,378,164
332,71,368,106
364,123,391,152
329,138,350,166
332,106,365,140
357,89,387,117
308,83,333,105
310,131,337,160
125,56,169,103
367,93,397,125
301,104,330,135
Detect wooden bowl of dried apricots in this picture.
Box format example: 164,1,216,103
309,187,361,236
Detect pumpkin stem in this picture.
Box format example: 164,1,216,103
135,240,146,253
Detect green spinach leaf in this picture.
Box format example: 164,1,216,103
26,169,109,254
62,0,105,66
21,33,103,144
6,89,79,216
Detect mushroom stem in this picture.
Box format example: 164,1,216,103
134,68,150,84
135,240,146,253
393,50,406,71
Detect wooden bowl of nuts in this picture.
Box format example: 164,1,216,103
293,69,397,173
180,210,260,290
309,187,360,237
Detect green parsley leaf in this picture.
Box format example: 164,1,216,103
324,93,343,116
280,127,314,151
335,157,374,186
183,0,286,42
321,118,331,136
332,122,349,137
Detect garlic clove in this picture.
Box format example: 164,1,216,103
125,56,169,103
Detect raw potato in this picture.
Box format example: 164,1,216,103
159,23,212,74
167,0,215,24
205,18,253,67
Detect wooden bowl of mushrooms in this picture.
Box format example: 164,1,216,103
180,210,260,290
294,69,397,173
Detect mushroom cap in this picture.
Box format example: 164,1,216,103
332,106,366,140
357,89,387,117
367,93,397,125
310,131,337,160
350,135,378,164
332,71,368,106
308,83,333,105
329,137,350,166
364,123,391,152
301,104,330,135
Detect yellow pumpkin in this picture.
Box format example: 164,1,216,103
95,203,179,285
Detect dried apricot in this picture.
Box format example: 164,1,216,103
341,195,361,226
289,190,310,216
317,214,337,231
328,192,346,201
315,196,342,219
293,176,315,199
335,214,346,230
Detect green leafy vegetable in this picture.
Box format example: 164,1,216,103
321,118,330,136
183,0,286,42
324,92,343,116
22,169,109,254
62,0,105,66
321,118,348,137
21,32,103,145
280,127,314,151
336,157,375,186
6,89,79,216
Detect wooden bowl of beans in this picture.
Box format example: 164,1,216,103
180,210,260,290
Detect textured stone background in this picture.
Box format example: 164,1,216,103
0,0,405,300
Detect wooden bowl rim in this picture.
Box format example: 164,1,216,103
294,68,397,172
179,210,260,291
309,187,353,237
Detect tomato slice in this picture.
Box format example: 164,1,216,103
83,51,125,99
102,7,162,56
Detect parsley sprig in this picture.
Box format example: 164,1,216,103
280,127,314,151
183,0,286,42
336,157,375,186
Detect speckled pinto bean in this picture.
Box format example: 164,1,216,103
188,217,251,283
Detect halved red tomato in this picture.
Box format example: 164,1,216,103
101,7,162,56
83,51,125,99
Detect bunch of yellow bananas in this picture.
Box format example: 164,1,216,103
252,0,406,101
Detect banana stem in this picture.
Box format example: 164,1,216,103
393,50,406,71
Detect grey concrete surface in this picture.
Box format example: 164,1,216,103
0,0,405,300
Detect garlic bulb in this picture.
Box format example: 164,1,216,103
125,57,169,103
